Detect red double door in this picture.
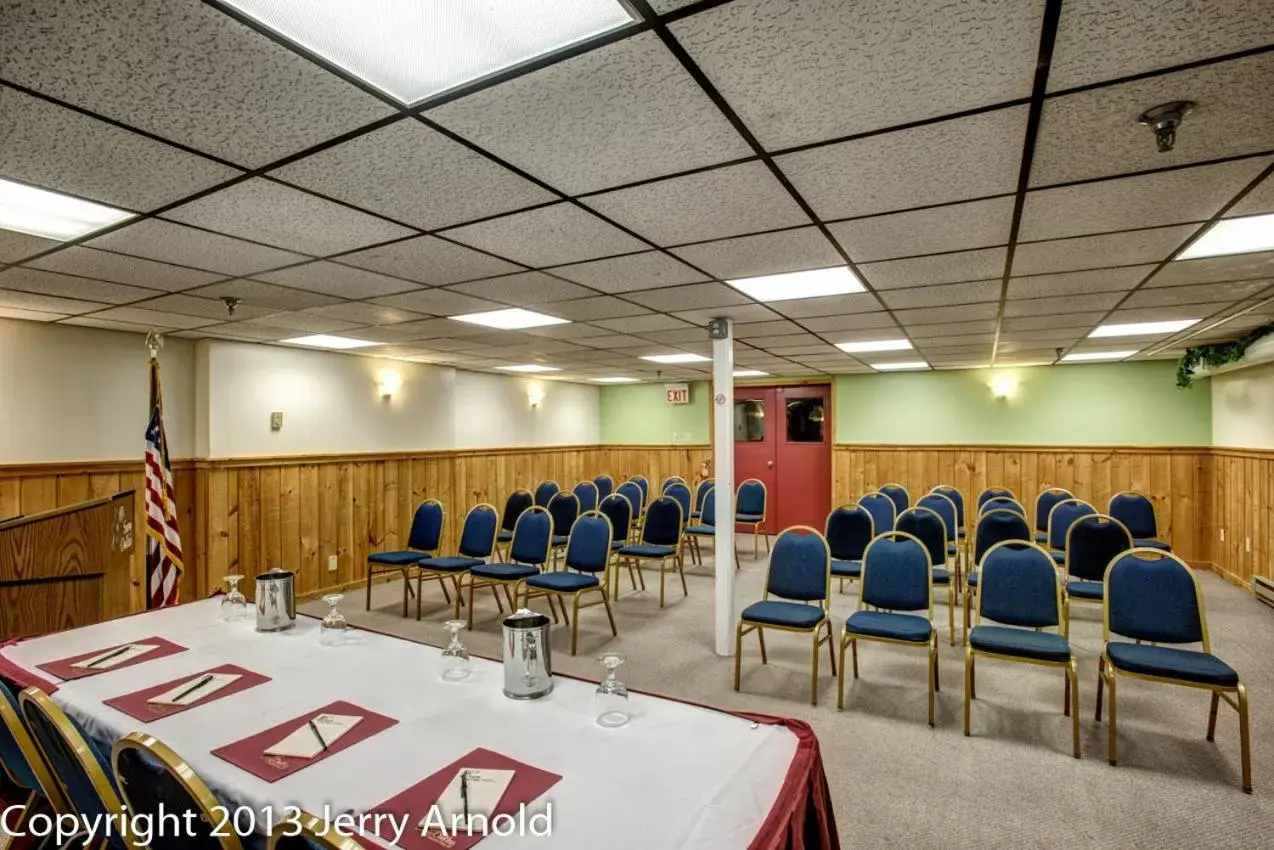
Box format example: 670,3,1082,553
733,384,832,533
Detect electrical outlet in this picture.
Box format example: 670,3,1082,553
327,554,338,573
1246,537,1252,553
1220,529,1225,542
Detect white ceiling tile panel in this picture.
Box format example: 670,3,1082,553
130,292,277,321
1011,225,1198,275
443,204,648,268
368,288,505,317
0,230,60,264
670,227,842,280
592,314,694,333
881,280,1002,309
85,305,216,329
1122,280,1272,309
1000,312,1109,331
445,272,596,305
629,327,706,344
672,303,777,325
768,293,883,320
1146,251,1274,287
906,321,999,338
1008,266,1153,298
1229,174,1274,217
536,296,653,322
1003,292,1123,317
860,248,1007,290
547,251,708,293
751,333,825,348
827,196,1015,262
200,321,301,341
57,316,155,333
0,268,158,304
337,237,521,286
622,282,754,311
1101,306,1218,324
895,303,999,325
85,219,304,276
733,320,806,339
0,307,67,321
25,247,225,291
799,312,898,333
762,343,839,356
239,312,361,334
254,261,419,299
186,279,342,311
0,289,105,315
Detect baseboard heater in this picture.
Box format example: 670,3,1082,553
1255,576,1274,609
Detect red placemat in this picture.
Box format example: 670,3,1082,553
210,700,396,783
366,748,561,850
103,664,271,721
36,636,187,681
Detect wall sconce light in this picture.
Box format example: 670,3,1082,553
527,385,546,408
989,372,1018,400
376,369,403,398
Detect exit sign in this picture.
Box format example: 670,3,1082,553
665,383,690,405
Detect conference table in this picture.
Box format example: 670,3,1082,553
0,599,836,849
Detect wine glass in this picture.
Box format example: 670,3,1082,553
594,652,630,728
440,620,472,681
220,575,248,622
319,594,348,647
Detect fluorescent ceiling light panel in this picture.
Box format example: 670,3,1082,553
641,353,711,364
870,361,928,371
726,266,864,302
221,0,636,106
497,364,560,373
836,339,912,353
1060,350,1137,362
733,369,769,377
1177,213,1274,260
592,376,639,383
1089,319,1198,338
283,334,378,349
0,177,133,240
450,308,569,330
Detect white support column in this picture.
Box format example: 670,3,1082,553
711,319,736,657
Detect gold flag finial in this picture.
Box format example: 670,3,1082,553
145,329,163,360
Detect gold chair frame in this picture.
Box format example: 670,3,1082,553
618,497,687,608
365,498,443,617
602,492,645,600
685,485,716,569
417,503,498,622
879,482,910,512
961,508,1032,646
921,490,964,586
825,502,872,596
1033,487,1074,541
461,505,552,629
496,488,533,561
519,510,618,655
0,684,70,838
898,506,957,647
1061,513,1132,629
736,478,770,558
547,492,582,570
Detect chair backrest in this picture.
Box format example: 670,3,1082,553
976,541,1061,629
641,497,683,548
979,496,1025,517
736,479,766,517
693,478,714,514
113,733,242,850
1034,488,1074,533
824,505,873,562
973,509,1032,565
0,680,66,811
859,532,932,614
1066,514,1133,584
598,493,633,542
696,487,717,527
895,507,946,567
878,483,909,516
406,499,444,552
457,504,499,559
548,492,580,537
616,481,644,517
663,482,692,526
916,493,957,542
1047,498,1096,550
857,492,896,534
533,480,559,508
1108,491,1158,539
764,527,831,604
268,811,369,850
1105,549,1207,647
499,490,532,534
977,487,1016,509
509,506,552,565
565,512,614,574
593,474,614,500
572,481,599,513
930,485,965,529
629,475,650,505
19,687,123,824
661,476,686,494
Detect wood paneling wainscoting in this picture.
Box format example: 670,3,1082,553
1210,448,1274,585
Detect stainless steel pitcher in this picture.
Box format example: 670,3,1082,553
255,569,296,632
502,609,553,699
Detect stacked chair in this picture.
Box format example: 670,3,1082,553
1108,491,1172,551
825,504,873,594
896,507,956,646
1033,487,1074,544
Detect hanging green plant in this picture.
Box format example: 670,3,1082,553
1176,323,1274,388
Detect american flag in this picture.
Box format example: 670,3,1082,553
145,357,184,608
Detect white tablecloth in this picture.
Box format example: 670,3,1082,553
0,600,798,849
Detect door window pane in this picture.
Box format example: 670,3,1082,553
786,398,824,443
734,400,765,441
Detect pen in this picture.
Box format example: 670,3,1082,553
85,645,133,669
170,673,215,704
460,771,469,822
308,719,329,752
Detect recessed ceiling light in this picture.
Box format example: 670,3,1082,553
726,266,864,302
1177,213,1274,260
592,376,639,383
497,364,560,373
836,339,912,353
283,334,379,349
870,361,928,371
641,353,711,364
220,0,636,106
1060,350,1137,362
0,177,134,241
1089,319,1199,338
450,308,569,330
733,369,769,377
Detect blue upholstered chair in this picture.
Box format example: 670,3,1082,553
1063,513,1132,618
976,487,1016,511
918,492,961,581
1109,491,1171,551
685,486,717,567
599,493,643,597
979,496,1025,518
734,527,835,706
533,480,560,508
663,480,692,522
617,496,686,607
0,679,68,822
736,478,769,557
463,506,552,629
616,480,644,524
1097,550,1251,792
962,509,1032,645
268,810,366,850
112,732,242,850
691,478,714,520
573,480,599,514
547,491,581,567
366,499,443,616
964,541,1079,758
897,506,956,646
593,474,614,500
930,484,967,539
415,503,498,621
1046,498,1097,565
522,511,618,655
660,475,686,495
878,483,910,517
838,532,938,725
496,489,533,555
858,492,896,535
628,475,651,513
825,504,873,593
1034,488,1074,543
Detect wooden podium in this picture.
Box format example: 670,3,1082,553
0,490,136,639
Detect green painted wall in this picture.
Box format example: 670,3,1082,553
600,381,711,444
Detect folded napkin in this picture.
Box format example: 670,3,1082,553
264,713,363,759
71,643,158,670
147,673,242,706
425,768,516,827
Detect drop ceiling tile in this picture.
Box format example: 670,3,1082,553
201,321,301,341
592,314,694,333
1147,251,1274,287
622,283,752,311
734,320,806,339
907,321,999,338
351,325,447,344
581,161,807,247
86,306,215,330
1000,328,1087,341
1004,292,1122,317
0,289,104,315
445,272,595,306
520,322,614,339
1001,312,1108,331
918,344,995,356
632,327,709,344
128,292,276,321
387,318,490,339
0,230,59,264
1034,54,1274,187
671,227,842,280
1123,280,1271,309
547,251,708,294
338,236,521,285
85,219,304,276
882,280,1002,310
536,297,652,322
186,279,342,311
1100,307,1216,326
444,204,648,268
799,312,897,333
752,333,825,349
1009,266,1154,298
369,288,506,317
860,248,1007,290
769,293,882,320
57,316,155,333
1012,225,1197,275
0,268,158,304
776,107,1027,220
254,261,419,299
1018,157,1273,240
1230,174,1274,217
426,32,751,195
764,343,840,357
828,328,929,345
671,0,1041,149
1047,0,1274,92
25,247,225,291
673,303,777,325
0,306,65,321
0,0,393,167
896,303,999,325
1,86,239,210
827,197,1015,262
245,312,361,334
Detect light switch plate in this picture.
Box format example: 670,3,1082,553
270,411,283,431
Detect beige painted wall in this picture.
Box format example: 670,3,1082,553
1212,360,1274,449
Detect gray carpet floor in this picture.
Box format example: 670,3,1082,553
303,539,1274,849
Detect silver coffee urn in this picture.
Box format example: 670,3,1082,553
502,609,553,699
255,569,296,632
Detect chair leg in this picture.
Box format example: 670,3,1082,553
733,623,744,691
1237,683,1252,793
466,576,476,630
366,568,374,611
826,621,837,674
961,587,970,646
928,638,936,727
933,645,940,692
1064,662,1072,716
758,627,768,664
659,559,666,608
753,526,759,559
850,637,858,678
963,646,973,737
1107,668,1118,766
764,526,770,553
416,572,423,621
503,584,516,612
435,577,446,604
602,589,618,637
401,569,409,618
947,583,956,647
452,576,463,620
1207,690,1221,741
969,653,976,700
809,630,820,706
1069,659,1080,759
1095,655,1105,721
678,554,688,598
571,593,581,656
836,634,848,710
